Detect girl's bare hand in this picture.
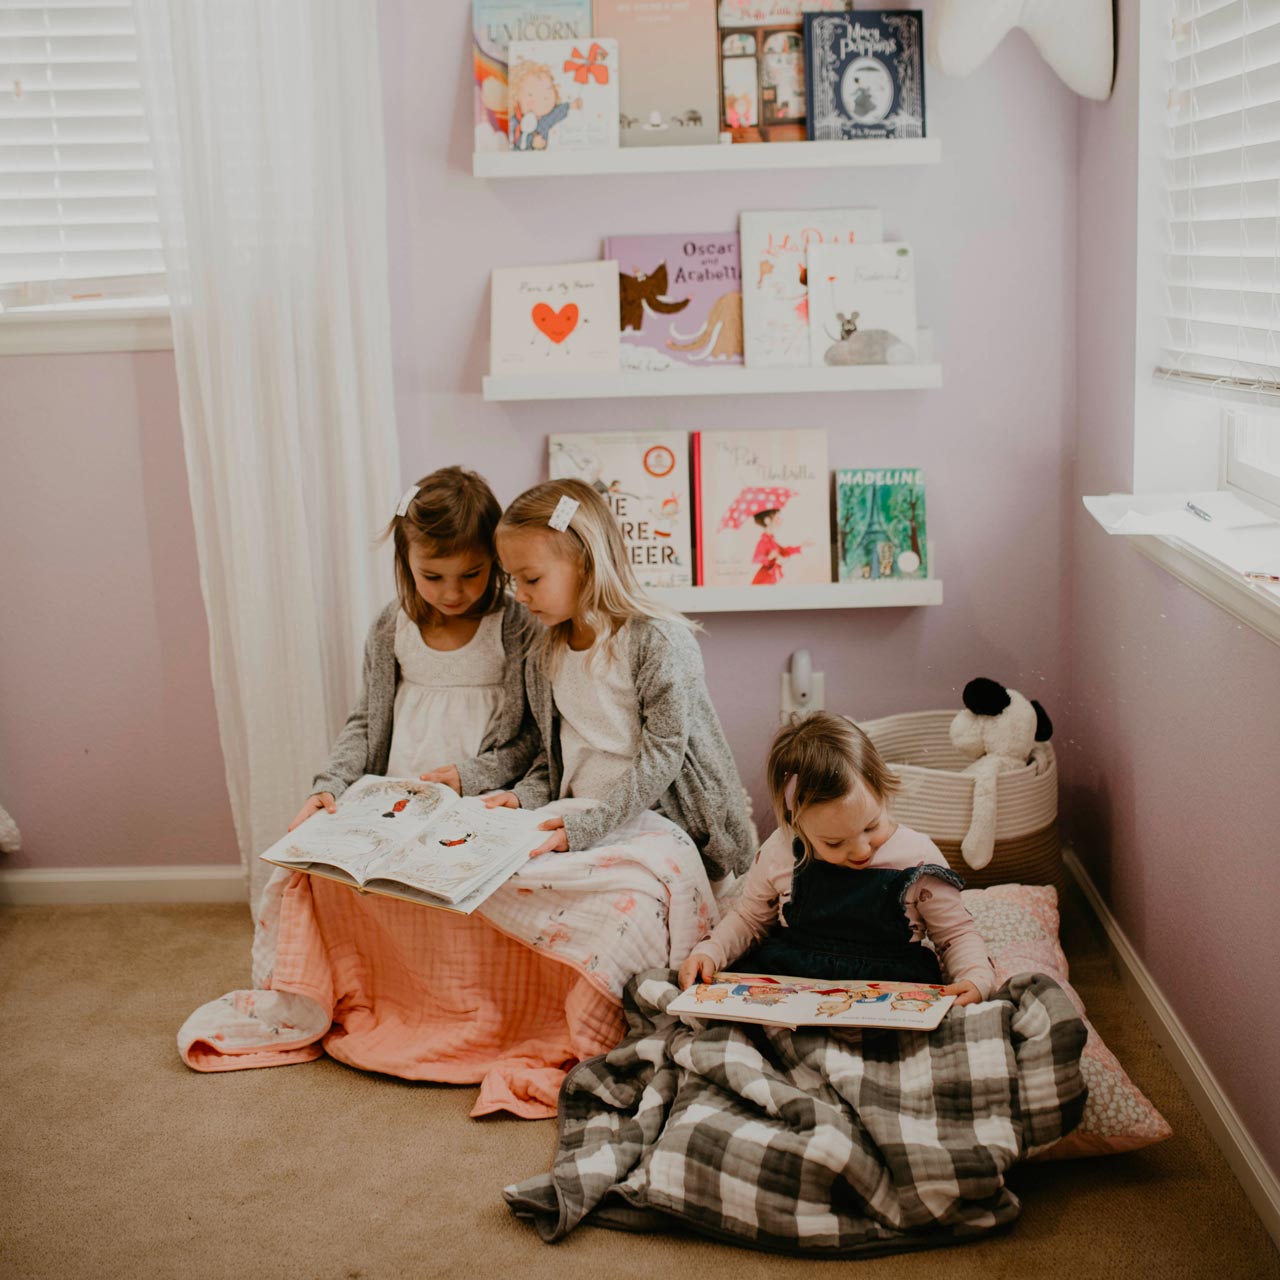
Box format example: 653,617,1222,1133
482,791,520,809
288,792,336,832
419,765,461,794
941,980,982,1007
530,814,568,856
678,952,717,989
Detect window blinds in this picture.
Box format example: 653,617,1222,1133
1162,0,1280,396
0,0,166,311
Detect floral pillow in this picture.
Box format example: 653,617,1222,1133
964,882,1172,1159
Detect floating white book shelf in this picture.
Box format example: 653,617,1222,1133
484,333,940,401
651,580,943,614
473,138,940,179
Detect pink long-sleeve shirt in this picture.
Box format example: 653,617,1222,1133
696,823,997,999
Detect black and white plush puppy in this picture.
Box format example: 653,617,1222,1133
948,678,1053,870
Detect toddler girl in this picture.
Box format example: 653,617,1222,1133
482,478,754,880
289,465,535,830
679,711,995,1004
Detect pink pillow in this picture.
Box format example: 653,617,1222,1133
963,882,1173,1160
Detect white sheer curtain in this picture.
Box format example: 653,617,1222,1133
134,0,401,901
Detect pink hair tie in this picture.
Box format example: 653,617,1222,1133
783,773,798,812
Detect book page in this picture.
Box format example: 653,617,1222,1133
667,973,956,1031
259,778,456,884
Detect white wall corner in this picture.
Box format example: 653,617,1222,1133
1064,848,1280,1250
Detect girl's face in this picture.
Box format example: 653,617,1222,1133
799,781,896,869
498,528,581,627
406,543,492,617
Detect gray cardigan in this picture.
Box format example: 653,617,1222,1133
507,617,754,880
312,597,539,801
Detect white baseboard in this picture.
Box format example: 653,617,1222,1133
1064,848,1280,1249
0,864,246,906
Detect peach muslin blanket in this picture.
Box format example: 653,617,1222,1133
178,808,718,1118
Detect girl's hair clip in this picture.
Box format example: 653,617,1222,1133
394,485,420,518
783,773,798,812
548,495,580,532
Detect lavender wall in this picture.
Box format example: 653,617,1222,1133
380,1,1079,824
0,352,238,869
1065,0,1280,1175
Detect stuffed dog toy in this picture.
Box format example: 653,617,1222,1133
949,677,1053,869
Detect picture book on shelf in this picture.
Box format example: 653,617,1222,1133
693,428,830,587
592,0,720,146
549,430,693,587
667,973,956,1031
507,38,619,151
603,232,742,369
490,259,621,375
473,1,594,151
717,1,852,143
739,208,883,368
806,241,917,366
259,777,544,914
835,467,928,581
804,9,925,140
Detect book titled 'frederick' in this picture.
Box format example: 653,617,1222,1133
803,10,925,140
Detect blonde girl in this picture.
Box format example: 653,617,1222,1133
289,466,536,829
480,478,753,878
678,712,995,1004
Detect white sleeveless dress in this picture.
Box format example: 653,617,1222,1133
386,609,506,777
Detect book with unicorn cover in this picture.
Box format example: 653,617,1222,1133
259,777,544,914
603,232,743,370
668,973,956,1030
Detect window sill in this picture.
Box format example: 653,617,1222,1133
1130,535,1280,648
0,306,173,357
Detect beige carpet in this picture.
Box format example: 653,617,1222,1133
1,886,1276,1280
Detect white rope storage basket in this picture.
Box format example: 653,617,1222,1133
859,710,1062,890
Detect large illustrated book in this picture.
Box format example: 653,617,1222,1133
806,241,917,366
603,232,743,369
693,428,830,587
835,467,928,581
549,431,694,587
803,9,925,140
507,38,619,151
473,1,594,150
667,973,956,1030
592,0,720,146
259,777,544,914
716,0,852,143
490,259,621,375
739,208,883,368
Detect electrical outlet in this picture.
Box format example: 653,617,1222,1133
780,669,825,718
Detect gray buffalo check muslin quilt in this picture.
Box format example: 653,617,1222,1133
503,970,1087,1257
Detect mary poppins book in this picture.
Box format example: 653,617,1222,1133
803,10,925,140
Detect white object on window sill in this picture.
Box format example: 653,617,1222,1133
1084,494,1280,646
0,304,173,357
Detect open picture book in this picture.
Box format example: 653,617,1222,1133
259,776,544,914
667,973,956,1031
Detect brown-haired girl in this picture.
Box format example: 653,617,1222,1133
288,466,536,829
678,712,994,1004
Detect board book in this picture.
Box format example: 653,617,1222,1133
549,430,694,587
507,37,619,152
259,776,544,914
667,973,956,1031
